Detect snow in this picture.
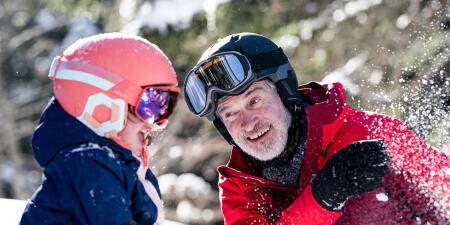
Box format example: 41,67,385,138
367,91,394,103
0,161,15,183
376,193,389,202
119,0,137,22
175,200,215,223
396,14,411,30
158,173,217,223
34,9,57,30
368,70,383,85
62,32,152,59
176,200,200,221
175,173,212,199
0,198,26,225
332,9,346,22
70,143,116,159
300,0,383,41
168,146,183,159
158,173,178,195
322,53,368,95
121,0,230,34
274,35,300,49
0,198,186,225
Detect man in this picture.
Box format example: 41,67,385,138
183,33,449,224
20,33,179,224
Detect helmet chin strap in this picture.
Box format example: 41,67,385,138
282,93,309,155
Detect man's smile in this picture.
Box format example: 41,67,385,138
247,125,271,141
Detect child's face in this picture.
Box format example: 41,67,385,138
117,112,153,157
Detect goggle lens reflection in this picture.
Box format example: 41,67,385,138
135,87,178,126
185,53,249,114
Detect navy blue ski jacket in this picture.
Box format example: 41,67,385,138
20,98,162,225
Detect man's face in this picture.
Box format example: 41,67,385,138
217,80,292,161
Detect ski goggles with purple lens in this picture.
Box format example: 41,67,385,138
184,52,255,118
133,86,178,126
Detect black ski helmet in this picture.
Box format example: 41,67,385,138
192,32,303,146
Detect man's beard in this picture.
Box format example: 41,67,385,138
239,110,292,161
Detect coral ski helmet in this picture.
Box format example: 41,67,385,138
49,33,180,138
184,32,303,145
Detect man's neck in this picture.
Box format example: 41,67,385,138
246,110,308,187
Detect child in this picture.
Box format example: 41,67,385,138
20,33,179,225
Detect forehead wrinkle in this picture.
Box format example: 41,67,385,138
217,84,266,115
243,86,264,99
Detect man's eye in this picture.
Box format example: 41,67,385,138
222,111,239,122
250,98,260,105
225,112,235,118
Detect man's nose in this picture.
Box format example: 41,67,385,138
240,110,258,132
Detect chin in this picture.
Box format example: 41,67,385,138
257,151,283,161
244,138,287,161
244,146,283,161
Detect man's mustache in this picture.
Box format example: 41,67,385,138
240,121,270,139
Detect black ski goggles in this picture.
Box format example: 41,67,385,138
184,48,290,119
184,52,256,118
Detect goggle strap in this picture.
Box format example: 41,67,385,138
245,47,288,71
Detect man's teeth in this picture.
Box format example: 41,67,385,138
249,126,270,140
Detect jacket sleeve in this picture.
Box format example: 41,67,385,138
219,177,342,225
370,116,450,223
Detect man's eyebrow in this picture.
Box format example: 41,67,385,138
244,86,264,98
217,105,229,115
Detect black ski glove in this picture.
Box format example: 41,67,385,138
311,140,391,211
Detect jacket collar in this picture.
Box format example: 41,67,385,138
218,82,355,189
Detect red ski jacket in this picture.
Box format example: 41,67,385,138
218,82,449,225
